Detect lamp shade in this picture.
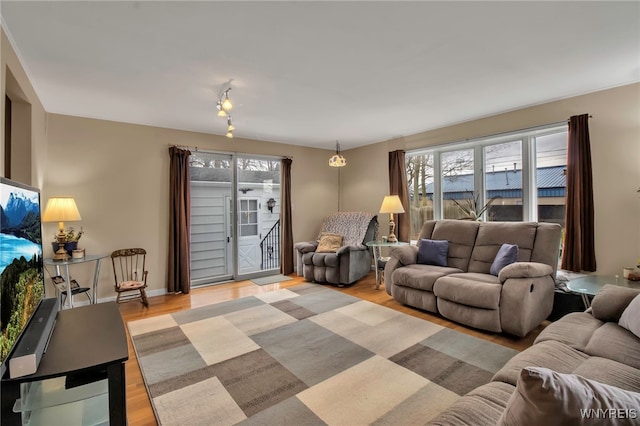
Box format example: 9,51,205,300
42,197,82,222
329,154,347,167
379,195,405,214
329,141,347,167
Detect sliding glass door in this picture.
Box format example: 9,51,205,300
189,152,233,286
235,155,281,280
189,152,281,286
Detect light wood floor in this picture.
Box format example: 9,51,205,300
118,272,548,426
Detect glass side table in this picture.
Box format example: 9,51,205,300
365,240,409,289
567,275,640,308
44,254,109,309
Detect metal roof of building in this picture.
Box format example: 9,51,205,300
424,165,566,195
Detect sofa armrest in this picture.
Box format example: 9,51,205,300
498,262,553,283
336,244,368,255
294,241,318,254
500,275,555,337
382,245,418,295
389,245,419,265
295,241,318,276
590,284,640,322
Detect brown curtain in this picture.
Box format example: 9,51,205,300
561,114,596,272
168,146,192,293
280,158,294,275
388,150,410,243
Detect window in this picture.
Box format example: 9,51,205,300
441,148,474,220
406,153,434,240
406,124,567,235
484,140,523,221
239,198,259,237
535,132,567,226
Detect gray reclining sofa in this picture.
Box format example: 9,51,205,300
385,220,561,337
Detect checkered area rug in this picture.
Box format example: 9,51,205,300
129,284,518,425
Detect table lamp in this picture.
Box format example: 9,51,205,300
379,195,405,243
42,197,82,260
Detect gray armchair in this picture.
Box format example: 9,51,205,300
295,212,378,286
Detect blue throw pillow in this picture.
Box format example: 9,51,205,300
490,243,519,276
417,239,449,267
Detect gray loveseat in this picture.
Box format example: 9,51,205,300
429,285,640,425
295,212,378,286
385,220,561,337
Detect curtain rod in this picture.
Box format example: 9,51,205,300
168,144,292,159
567,114,593,122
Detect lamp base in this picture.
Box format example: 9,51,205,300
53,251,69,261
53,239,69,261
388,217,398,243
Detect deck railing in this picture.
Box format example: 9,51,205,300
260,220,280,270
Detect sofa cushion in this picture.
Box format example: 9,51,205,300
430,220,480,272
572,357,640,392
311,252,339,268
619,293,640,338
498,366,640,426
591,284,640,322
490,243,518,276
391,264,462,292
535,312,603,351
417,239,449,267
584,322,640,370
493,340,589,386
316,233,343,253
468,222,536,274
434,274,502,309
437,298,502,333
428,381,515,426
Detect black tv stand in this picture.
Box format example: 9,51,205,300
1,302,128,425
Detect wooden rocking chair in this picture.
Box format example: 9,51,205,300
111,248,149,307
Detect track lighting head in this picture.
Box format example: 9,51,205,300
216,100,227,117
221,88,233,111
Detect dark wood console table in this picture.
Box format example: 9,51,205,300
1,302,128,425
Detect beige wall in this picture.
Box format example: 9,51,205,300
1,28,48,187
342,83,640,276
44,114,339,299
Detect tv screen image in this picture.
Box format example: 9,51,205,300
0,177,45,366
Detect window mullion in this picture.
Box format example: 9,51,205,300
474,146,484,220
523,136,535,221
433,152,442,219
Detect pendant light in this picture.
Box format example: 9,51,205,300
329,141,347,167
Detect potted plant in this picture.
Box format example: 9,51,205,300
51,227,84,255
452,192,500,221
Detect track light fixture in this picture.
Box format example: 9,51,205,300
329,141,347,167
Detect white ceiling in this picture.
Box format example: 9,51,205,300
1,1,639,150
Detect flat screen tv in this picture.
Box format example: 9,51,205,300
0,177,48,377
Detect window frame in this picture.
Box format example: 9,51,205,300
406,122,568,223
